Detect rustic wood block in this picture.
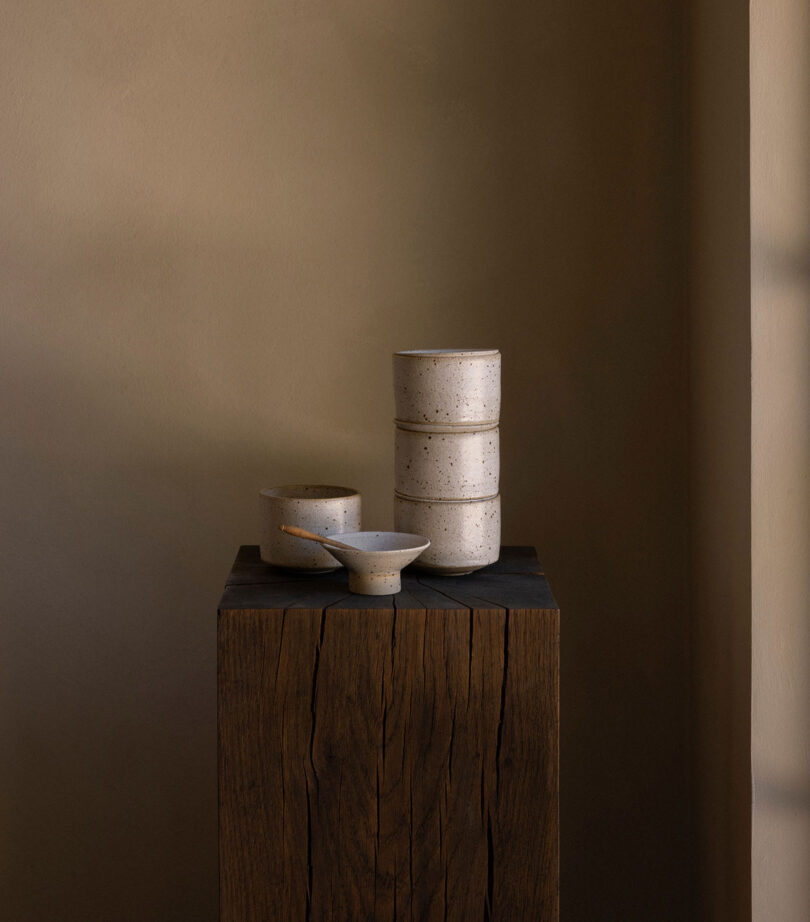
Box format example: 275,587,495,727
218,546,559,921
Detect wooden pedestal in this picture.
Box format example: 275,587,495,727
218,546,559,921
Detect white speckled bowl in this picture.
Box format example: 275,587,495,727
394,494,501,574
259,485,361,571
394,425,500,500
393,349,501,428
321,531,430,595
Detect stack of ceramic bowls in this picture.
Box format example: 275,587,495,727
393,349,501,574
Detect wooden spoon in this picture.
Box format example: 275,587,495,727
278,524,358,552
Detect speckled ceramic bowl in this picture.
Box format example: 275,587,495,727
393,493,501,574
259,485,361,571
394,425,500,500
393,349,501,428
321,531,430,595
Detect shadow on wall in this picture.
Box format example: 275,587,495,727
1,1,689,919
2,343,285,920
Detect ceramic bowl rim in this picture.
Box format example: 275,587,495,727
394,418,499,433
394,348,500,359
333,531,431,555
260,484,360,501
394,492,500,505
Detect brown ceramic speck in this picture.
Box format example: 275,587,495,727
393,349,501,427
259,485,361,571
394,425,500,500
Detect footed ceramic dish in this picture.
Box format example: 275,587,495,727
320,531,430,595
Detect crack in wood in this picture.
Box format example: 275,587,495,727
414,577,476,610
274,609,286,691
305,775,313,921
495,609,510,801
414,576,507,612
309,611,326,793
382,704,387,768
380,650,387,713
480,765,486,827
336,768,343,895
468,609,474,706
322,591,356,610
401,719,407,779
438,790,444,856
391,601,398,660
448,704,456,786
280,710,286,843
440,794,448,922
421,610,427,682
374,763,381,905
485,811,494,921
409,775,415,922
474,592,514,611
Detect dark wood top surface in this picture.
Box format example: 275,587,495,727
219,545,558,612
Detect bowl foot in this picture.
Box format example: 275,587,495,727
348,571,402,595
412,562,486,576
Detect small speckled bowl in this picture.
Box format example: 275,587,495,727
394,493,501,574
259,485,361,571
393,349,501,429
320,532,430,594
395,425,500,500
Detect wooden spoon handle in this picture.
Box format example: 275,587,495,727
278,524,357,551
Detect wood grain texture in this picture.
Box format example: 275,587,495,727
218,547,559,921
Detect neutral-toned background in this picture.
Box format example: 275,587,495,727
750,0,810,918
689,0,751,916
4,0,787,919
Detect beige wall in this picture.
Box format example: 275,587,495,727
688,0,752,918
690,0,810,918
0,2,690,918
751,0,810,918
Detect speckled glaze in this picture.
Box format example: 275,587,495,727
321,531,430,594
393,349,501,427
394,494,501,574
392,348,501,573
394,425,500,500
259,485,361,571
